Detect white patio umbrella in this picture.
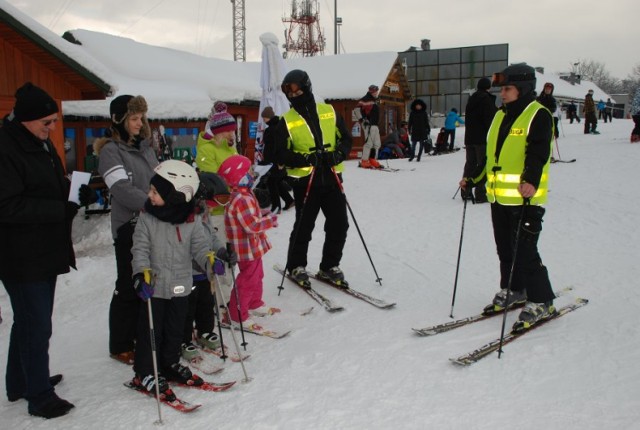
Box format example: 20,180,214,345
254,32,290,165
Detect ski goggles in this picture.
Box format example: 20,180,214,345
491,71,535,87
281,82,302,96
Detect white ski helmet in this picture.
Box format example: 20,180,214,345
152,159,200,203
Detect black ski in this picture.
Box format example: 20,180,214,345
308,273,396,309
412,286,573,336
551,157,576,163
273,265,344,313
450,298,589,366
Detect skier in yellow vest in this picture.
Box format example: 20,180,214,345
273,69,353,287
459,63,556,331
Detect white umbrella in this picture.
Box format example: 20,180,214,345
254,32,290,164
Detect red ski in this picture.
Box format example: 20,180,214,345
124,381,201,413
173,380,236,392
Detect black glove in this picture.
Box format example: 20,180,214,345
324,150,345,166
78,184,98,207
216,246,238,266
305,152,322,167
66,201,79,219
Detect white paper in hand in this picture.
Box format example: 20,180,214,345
68,171,92,204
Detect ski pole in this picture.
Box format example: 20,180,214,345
277,165,317,294
497,200,529,359
330,167,382,286
208,253,251,383
226,243,247,350
209,281,227,361
143,269,163,425
449,195,469,318
554,136,563,161
452,186,461,200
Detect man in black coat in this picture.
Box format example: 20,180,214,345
461,77,497,203
0,83,79,419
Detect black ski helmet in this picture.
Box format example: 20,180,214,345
196,172,229,201
492,63,536,96
281,69,312,98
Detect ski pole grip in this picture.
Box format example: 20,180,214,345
143,268,152,284
207,251,215,266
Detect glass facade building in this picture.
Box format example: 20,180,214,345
398,43,508,116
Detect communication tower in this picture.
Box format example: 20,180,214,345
282,0,325,58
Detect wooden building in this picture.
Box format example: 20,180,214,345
0,3,113,168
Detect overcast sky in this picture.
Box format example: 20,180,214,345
7,0,638,79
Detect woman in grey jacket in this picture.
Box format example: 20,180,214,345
96,95,159,365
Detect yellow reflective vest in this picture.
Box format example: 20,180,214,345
282,104,344,178
485,101,552,205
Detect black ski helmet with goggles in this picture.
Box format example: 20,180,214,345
281,69,312,101
491,63,537,96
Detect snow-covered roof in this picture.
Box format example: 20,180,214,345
60,29,399,120
535,70,613,103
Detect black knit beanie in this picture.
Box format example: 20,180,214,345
477,77,491,91
13,82,59,121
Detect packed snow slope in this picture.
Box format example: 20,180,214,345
1,119,639,429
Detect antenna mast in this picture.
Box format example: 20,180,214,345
231,0,246,61
282,0,325,58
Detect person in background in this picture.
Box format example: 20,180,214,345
583,90,599,134
537,82,558,139
605,98,613,123
461,77,497,203
218,155,279,331
381,121,410,159
273,69,353,287
0,82,80,419
597,99,606,120
407,99,431,162
567,100,581,124
261,106,294,214
358,85,383,169
443,108,465,151
630,88,640,143
460,63,556,332
95,95,158,366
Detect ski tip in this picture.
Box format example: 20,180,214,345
412,328,436,337
449,357,474,367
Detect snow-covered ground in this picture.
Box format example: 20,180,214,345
1,118,639,429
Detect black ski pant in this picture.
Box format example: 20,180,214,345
183,278,215,344
267,168,294,211
584,113,598,133
134,295,189,377
444,129,456,150
287,178,349,273
490,203,555,304
110,221,141,355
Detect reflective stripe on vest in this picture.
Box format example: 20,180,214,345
282,104,343,178
485,101,552,205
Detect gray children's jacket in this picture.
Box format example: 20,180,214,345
131,211,211,299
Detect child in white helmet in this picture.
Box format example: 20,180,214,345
129,160,232,400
